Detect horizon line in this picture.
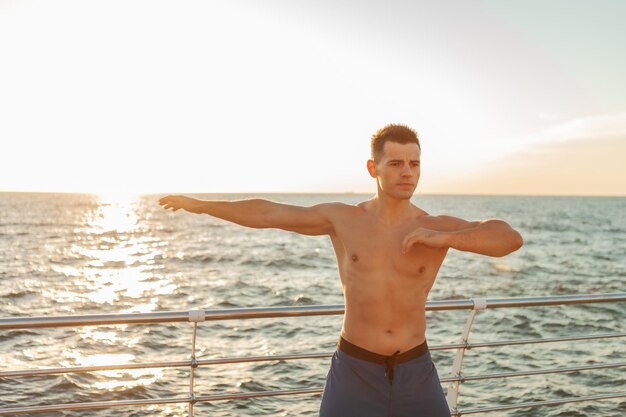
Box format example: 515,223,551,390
1,190,625,198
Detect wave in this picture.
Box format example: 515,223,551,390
0,290,38,299
239,257,321,270
237,378,272,392
0,329,41,343
291,295,315,305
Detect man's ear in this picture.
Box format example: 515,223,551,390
367,159,377,178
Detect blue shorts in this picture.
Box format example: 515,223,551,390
319,337,451,417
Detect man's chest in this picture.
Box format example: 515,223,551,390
330,220,447,277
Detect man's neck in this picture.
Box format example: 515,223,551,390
369,193,415,226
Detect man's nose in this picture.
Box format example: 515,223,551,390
401,165,412,176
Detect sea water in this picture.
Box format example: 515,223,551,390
0,193,624,416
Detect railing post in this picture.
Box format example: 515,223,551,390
188,309,206,417
446,298,487,415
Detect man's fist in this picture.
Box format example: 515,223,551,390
402,227,450,253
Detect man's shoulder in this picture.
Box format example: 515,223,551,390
314,201,364,214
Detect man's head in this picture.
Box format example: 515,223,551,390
370,124,420,164
368,124,421,200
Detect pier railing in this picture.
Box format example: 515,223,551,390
1,293,625,416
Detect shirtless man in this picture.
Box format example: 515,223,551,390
158,124,523,417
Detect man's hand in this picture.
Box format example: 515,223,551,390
159,195,204,213
402,227,450,253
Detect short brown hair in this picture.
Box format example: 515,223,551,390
371,124,420,162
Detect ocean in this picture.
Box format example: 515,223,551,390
0,192,624,416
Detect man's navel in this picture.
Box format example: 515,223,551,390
351,254,359,262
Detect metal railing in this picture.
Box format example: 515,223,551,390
0,293,625,416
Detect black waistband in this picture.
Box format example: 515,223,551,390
338,336,429,365
337,336,429,383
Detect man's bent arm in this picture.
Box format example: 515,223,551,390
159,195,335,236
403,216,523,257
444,219,523,257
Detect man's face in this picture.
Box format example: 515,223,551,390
369,142,421,200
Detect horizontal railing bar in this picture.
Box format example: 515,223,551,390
430,331,626,352
0,353,333,378
196,352,331,366
4,387,624,415
462,292,626,309
0,360,191,378
0,389,325,415
426,292,626,311
455,391,626,415
463,331,626,349
439,361,626,384
0,305,344,330
0,311,192,330
194,387,324,402
3,332,625,378
0,396,191,415
1,293,624,329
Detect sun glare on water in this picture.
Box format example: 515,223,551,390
51,191,175,392
93,192,142,233
62,350,164,391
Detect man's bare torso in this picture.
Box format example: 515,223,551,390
158,135,522,361
327,201,449,355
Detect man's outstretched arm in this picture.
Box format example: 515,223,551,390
159,195,335,236
402,216,523,257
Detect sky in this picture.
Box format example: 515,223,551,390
1,0,625,196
